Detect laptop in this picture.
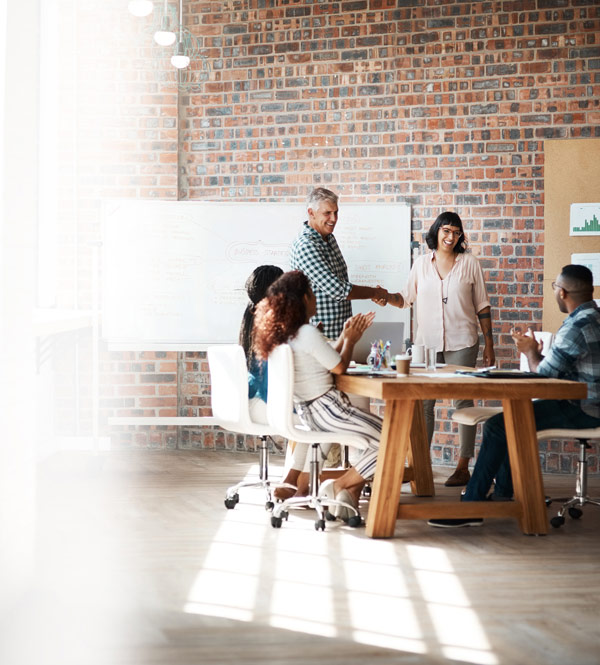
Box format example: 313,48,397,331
351,321,406,364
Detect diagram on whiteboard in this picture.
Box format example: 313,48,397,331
570,203,600,235
102,200,412,348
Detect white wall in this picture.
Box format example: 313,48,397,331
0,0,38,619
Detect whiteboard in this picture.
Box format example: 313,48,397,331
102,200,411,349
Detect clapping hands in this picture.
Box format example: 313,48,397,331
343,311,375,344
511,327,543,355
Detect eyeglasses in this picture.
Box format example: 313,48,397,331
552,282,584,294
441,227,462,238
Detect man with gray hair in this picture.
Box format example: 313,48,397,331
290,187,391,339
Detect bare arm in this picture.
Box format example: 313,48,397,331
477,306,495,367
348,284,390,304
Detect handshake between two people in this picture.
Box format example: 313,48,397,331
371,286,404,309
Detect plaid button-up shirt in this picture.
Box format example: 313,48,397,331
538,301,600,418
290,221,352,339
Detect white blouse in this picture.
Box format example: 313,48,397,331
401,251,490,352
288,324,341,402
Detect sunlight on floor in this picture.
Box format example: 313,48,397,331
407,545,498,665
184,465,498,664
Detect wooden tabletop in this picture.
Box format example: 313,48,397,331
336,366,587,537
336,368,588,401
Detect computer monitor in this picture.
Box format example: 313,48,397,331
351,321,406,364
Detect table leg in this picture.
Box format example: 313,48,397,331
503,399,548,535
366,399,414,538
407,399,435,497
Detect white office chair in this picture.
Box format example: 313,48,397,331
267,344,369,530
207,345,296,511
452,331,555,429
537,428,600,528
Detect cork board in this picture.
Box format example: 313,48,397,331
543,139,600,333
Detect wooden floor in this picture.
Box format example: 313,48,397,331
5,450,599,665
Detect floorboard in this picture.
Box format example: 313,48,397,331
2,450,598,665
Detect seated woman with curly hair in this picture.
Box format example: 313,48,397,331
252,269,382,519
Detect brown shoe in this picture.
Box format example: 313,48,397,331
444,468,471,487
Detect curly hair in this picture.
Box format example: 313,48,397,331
238,265,283,368
253,270,311,360
425,211,468,253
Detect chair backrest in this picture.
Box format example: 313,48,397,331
266,344,298,437
520,331,554,371
267,343,371,449
207,344,267,434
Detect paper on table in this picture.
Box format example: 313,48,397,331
420,371,480,378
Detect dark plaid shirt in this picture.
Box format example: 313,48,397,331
538,301,600,418
290,221,352,339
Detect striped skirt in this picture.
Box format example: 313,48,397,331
295,388,382,479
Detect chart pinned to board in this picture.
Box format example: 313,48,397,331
102,200,412,349
570,203,600,235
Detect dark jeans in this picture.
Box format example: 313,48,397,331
463,400,600,501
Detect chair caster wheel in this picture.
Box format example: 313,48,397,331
347,515,362,528
224,494,239,509
315,519,326,531
271,515,283,528
545,496,552,507
550,515,565,528
265,501,275,511
568,506,583,520
325,510,336,521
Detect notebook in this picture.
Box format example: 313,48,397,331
455,369,542,379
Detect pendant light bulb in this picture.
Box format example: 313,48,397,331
128,0,153,17
154,16,176,45
171,41,190,68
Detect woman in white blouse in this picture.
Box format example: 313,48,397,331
385,212,495,487
253,270,381,519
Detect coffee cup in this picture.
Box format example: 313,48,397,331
395,354,411,377
408,343,424,364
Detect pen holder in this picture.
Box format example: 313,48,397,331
367,339,391,370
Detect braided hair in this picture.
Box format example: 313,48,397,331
239,265,283,368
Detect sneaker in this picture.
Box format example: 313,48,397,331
334,489,359,521
427,518,483,528
317,478,336,502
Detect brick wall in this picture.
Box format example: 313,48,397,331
56,0,599,473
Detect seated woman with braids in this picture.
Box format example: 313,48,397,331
239,265,284,424
252,269,382,519
239,264,313,498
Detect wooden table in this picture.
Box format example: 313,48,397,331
335,368,587,538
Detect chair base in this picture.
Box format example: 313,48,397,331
270,444,361,531
224,435,297,510
549,439,600,528
224,479,298,510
